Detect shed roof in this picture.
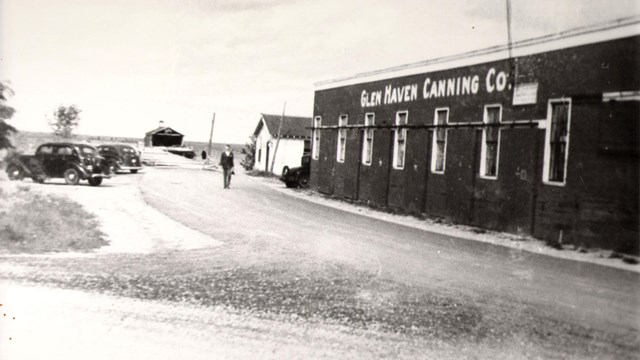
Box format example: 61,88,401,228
145,126,183,137
254,114,311,139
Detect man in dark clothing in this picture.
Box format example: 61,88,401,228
219,145,234,189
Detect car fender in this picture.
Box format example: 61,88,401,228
68,162,91,178
8,157,34,176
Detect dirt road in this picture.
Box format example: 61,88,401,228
1,168,639,359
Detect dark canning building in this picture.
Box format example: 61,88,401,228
310,18,639,254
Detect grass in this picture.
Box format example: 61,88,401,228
0,185,107,253
245,169,280,178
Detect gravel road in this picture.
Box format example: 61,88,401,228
1,168,638,359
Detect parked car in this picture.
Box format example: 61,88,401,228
5,142,112,186
280,154,310,188
97,144,143,173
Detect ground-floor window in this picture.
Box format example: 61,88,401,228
544,98,571,185
312,116,321,160
362,113,375,165
431,108,449,173
337,115,348,163
480,105,502,179
393,111,408,169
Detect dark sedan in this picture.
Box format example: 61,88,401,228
280,154,310,188
97,144,143,174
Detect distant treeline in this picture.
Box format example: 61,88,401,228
10,131,243,156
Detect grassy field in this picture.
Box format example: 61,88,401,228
0,182,107,253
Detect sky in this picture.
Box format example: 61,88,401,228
1,0,639,144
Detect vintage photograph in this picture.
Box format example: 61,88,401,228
0,0,638,358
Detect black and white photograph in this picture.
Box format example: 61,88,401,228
0,0,638,359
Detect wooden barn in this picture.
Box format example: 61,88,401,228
144,121,195,159
144,121,184,147
310,18,639,254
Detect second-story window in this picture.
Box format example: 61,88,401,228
480,105,502,178
337,115,348,163
393,111,408,169
312,116,321,160
431,108,449,173
544,99,572,185
362,113,375,165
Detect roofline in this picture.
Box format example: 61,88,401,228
260,113,312,120
145,126,184,136
40,142,96,147
254,115,270,137
315,16,640,90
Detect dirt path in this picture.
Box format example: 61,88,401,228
3,173,222,253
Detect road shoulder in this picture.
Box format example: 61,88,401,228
247,174,640,274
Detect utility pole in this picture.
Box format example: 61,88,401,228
270,102,286,173
505,0,514,60
505,0,518,87
207,112,216,157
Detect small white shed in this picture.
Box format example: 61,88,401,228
253,113,311,175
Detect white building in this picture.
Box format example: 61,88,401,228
253,113,311,175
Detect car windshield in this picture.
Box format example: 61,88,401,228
78,146,96,155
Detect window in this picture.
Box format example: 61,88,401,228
337,115,347,163
431,108,449,173
393,111,408,169
38,145,53,154
79,146,95,155
57,146,73,155
543,99,571,185
312,116,321,160
480,105,502,178
362,113,375,165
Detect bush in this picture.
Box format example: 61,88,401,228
0,191,107,253
240,136,256,171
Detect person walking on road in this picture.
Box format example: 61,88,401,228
201,149,208,168
219,145,235,189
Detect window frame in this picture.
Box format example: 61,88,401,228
392,110,409,170
312,116,321,160
336,114,348,163
361,112,375,166
430,107,449,174
543,98,572,186
479,104,502,180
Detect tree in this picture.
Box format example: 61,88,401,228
50,105,81,138
0,82,17,150
240,136,256,171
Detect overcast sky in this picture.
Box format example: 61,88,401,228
1,0,638,144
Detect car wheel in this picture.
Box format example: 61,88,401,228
64,168,80,185
6,164,24,180
298,176,309,188
130,170,138,174
88,177,103,186
285,181,297,188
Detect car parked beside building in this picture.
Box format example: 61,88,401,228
280,153,310,188
97,144,143,173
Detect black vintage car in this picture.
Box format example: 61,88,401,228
280,154,310,188
5,142,112,186
97,144,143,173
